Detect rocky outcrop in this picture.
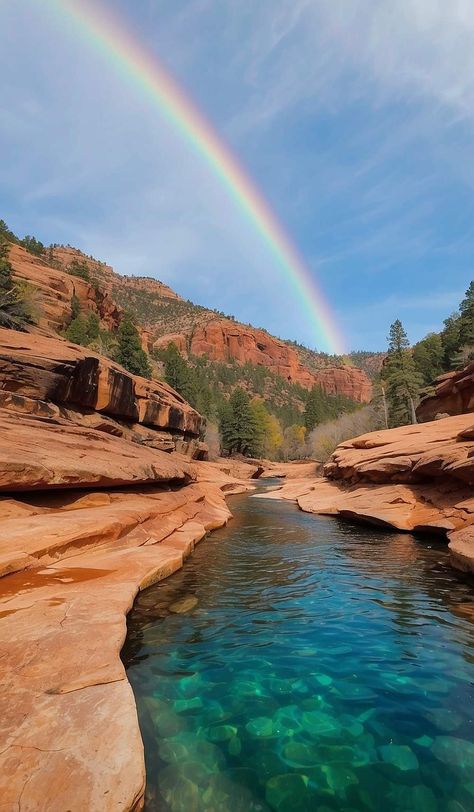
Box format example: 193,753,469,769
312,366,372,402
188,319,372,401
0,325,260,810
8,244,121,332
416,362,474,421
0,329,202,440
263,415,474,572
8,243,372,403
0,481,239,811
323,415,473,486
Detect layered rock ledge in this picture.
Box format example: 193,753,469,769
261,415,474,573
0,327,258,811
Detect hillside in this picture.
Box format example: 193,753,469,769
4,237,376,412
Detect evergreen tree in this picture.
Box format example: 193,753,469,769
441,313,461,368
412,333,444,384
458,280,474,350
0,241,30,330
383,320,423,426
304,385,325,432
220,388,259,456
65,316,89,346
387,319,410,353
70,294,80,320
67,259,90,282
85,311,100,341
115,316,152,378
162,343,196,404
21,235,45,256
0,220,17,243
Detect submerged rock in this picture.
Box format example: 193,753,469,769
379,744,419,771
265,773,310,812
169,594,199,614
245,716,275,738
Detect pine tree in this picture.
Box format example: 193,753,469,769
458,280,474,350
441,313,462,368
412,333,444,384
115,316,152,378
220,388,259,456
65,316,89,346
383,319,423,426
304,385,325,432
387,319,410,353
70,294,80,320
21,235,45,257
0,241,30,330
162,343,196,404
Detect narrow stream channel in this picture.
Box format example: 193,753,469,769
122,489,474,812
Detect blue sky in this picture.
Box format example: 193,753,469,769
1,0,473,352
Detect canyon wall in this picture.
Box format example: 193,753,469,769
8,244,373,403
157,319,372,402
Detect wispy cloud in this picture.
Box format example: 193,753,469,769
0,0,473,350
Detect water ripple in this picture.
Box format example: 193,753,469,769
123,492,474,812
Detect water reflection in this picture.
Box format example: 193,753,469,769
123,494,474,812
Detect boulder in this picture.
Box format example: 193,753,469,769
0,328,202,436
416,362,474,422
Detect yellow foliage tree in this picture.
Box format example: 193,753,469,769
250,399,283,460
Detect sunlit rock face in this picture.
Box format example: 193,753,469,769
416,362,474,422
264,414,474,572
0,328,202,432
0,312,267,811
189,318,372,401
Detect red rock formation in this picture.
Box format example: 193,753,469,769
264,414,474,571
8,244,372,403
8,244,121,333
153,332,188,354
0,481,236,811
189,319,372,401
313,366,372,402
416,362,474,421
0,325,262,810
0,329,201,438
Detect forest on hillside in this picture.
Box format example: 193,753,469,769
0,218,472,463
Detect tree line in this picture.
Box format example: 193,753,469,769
380,281,473,427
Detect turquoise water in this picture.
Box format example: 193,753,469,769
123,490,474,812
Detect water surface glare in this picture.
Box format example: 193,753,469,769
123,492,474,811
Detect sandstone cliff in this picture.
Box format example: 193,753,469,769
8,244,121,333
157,318,372,402
0,326,259,811
7,242,373,403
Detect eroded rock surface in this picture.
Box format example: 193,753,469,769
0,326,259,810
189,319,372,401
0,482,237,811
0,328,201,439
262,415,474,572
416,362,474,422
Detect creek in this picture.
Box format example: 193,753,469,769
123,488,474,812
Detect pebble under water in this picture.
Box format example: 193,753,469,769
122,489,474,812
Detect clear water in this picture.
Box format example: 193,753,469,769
123,490,474,812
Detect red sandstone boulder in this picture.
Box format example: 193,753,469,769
416,362,474,421
0,328,202,436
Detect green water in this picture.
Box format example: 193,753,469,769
123,490,474,812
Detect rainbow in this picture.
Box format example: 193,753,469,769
46,0,346,354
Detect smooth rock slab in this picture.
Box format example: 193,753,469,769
379,744,419,771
